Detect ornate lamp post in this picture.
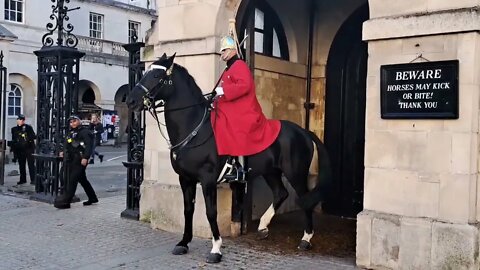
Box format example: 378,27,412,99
121,32,145,220
31,0,84,202
0,52,7,186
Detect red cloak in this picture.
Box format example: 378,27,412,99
211,59,281,156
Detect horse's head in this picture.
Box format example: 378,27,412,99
126,53,176,111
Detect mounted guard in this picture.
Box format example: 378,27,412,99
212,21,281,181
125,19,333,264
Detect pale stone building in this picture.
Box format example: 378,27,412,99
0,0,156,141
140,0,480,269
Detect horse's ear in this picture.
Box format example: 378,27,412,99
166,53,176,67
158,53,167,60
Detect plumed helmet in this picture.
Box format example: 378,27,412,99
220,36,236,52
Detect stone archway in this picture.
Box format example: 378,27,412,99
7,73,36,139
144,0,372,245
78,80,102,119
78,80,102,105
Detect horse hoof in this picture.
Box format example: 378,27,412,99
172,245,188,255
297,240,312,251
206,253,222,263
256,228,269,240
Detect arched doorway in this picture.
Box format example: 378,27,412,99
82,88,96,104
324,4,369,217
78,80,102,121
232,0,368,256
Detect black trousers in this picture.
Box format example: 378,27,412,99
61,156,98,203
16,148,35,184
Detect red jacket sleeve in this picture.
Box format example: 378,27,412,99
222,60,252,101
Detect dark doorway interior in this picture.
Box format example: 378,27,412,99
82,88,96,104
324,4,369,217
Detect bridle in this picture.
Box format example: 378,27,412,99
135,63,214,157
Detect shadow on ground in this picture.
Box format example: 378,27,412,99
232,211,356,258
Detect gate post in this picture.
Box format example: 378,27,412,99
121,34,145,220
31,0,84,202
0,52,7,186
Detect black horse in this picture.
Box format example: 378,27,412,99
126,53,332,263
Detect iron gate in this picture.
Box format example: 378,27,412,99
121,35,145,220
32,0,84,202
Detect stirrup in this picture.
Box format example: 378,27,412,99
224,163,246,183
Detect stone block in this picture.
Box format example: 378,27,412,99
364,10,480,41
451,133,477,174
402,36,445,55
364,130,397,168
364,168,439,218
432,222,479,270
425,132,452,174
356,211,373,268
369,0,428,18
439,174,475,223
477,174,480,222
445,85,478,133
393,131,428,171
398,217,433,270
427,0,480,12
371,215,400,269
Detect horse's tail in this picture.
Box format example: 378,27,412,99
298,130,333,210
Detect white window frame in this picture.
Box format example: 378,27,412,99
7,84,22,117
128,20,141,43
4,0,24,23
89,12,104,39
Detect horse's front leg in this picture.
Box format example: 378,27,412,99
201,181,222,263
172,175,197,255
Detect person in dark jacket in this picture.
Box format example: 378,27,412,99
54,115,98,209
10,114,36,185
89,114,104,164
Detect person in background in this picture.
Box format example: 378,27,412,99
10,114,36,185
89,113,104,164
54,115,98,209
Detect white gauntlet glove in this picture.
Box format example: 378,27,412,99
215,86,224,97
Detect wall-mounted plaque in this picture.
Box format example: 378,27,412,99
381,60,459,119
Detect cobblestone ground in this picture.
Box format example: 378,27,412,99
0,194,357,270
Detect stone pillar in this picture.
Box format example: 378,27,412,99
139,0,238,238
358,1,480,269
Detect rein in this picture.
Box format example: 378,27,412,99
137,70,216,156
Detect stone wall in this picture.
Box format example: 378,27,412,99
359,2,480,268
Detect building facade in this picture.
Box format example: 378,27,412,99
0,0,156,142
140,0,480,269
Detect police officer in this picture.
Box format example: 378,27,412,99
54,115,98,209
10,114,36,185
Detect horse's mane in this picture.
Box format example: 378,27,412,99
172,64,206,99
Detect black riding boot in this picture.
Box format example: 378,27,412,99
224,157,246,183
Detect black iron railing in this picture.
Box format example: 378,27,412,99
121,34,145,219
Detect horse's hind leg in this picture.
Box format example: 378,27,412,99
172,176,197,255
201,181,223,263
257,172,288,240
285,171,314,251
